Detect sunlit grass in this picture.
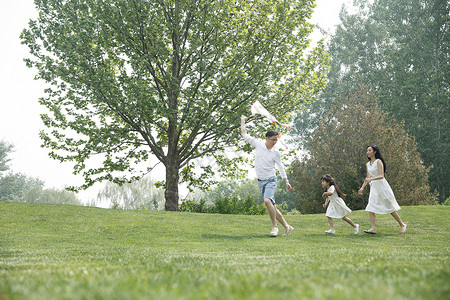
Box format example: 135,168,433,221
0,202,448,299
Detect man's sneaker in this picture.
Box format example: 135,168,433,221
325,229,335,235
354,224,360,235
270,227,278,237
283,225,294,236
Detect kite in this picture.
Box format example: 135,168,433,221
250,100,290,149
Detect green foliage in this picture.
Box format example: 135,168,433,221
0,140,81,204
294,0,449,201
274,175,298,210
0,140,45,202
213,196,266,215
179,199,213,213
21,0,329,210
0,140,13,174
1,202,449,299
444,197,450,206
200,178,261,203
181,177,296,214
0,173,44,202
199,176,296,205
290,86,433,214
180,196,266,215
23,186,82,205
96,175,165,210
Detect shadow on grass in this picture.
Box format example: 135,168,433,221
302,233,397,238
201,233,273,240
360,233,396,237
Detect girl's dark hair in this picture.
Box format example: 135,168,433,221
321,174,347,197
367,144,387,174
266,130,278,138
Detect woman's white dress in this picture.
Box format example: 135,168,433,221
365,159,401,214
326,185,351,218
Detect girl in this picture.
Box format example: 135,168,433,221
322,174,359,235
358,144,407,234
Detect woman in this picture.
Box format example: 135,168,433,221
358,144,407,234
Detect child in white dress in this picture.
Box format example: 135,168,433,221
322,174,359,235
358,144,407,234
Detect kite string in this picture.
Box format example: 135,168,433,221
271,120,289,150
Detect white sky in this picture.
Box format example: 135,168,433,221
0,0,352,204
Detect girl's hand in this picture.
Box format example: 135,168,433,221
358,188,363,195
322,203,326,208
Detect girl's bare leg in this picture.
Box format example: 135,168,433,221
342,216,356,227
328,217,334,230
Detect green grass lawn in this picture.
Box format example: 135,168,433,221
0,202,448,300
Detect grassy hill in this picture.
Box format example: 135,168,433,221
0,202,448,300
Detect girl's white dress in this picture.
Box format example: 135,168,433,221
326,185,351,218
365,159,401,214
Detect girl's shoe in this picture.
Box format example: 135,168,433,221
325,229,335,235
283,225,294,236
270,227,278,237
400,224,407,234
354,224,360,235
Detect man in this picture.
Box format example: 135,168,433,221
241,115,294,237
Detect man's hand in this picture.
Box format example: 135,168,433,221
285,181,292,191
241,115,247,135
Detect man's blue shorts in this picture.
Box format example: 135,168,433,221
257,176,277,205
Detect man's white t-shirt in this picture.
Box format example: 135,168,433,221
242,133,287,180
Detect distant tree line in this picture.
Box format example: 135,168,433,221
0,141,81,205
96,176,165,210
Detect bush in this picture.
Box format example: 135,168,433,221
179,196,266,215
444,197,450,206
179,199,214,213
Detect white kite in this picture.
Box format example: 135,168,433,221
250,100,290,149
251,100,290,129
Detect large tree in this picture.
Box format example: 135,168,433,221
292,0,449,201
21,0,328,210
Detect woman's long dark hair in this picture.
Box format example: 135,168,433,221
367,144,387,174
321,174,347,197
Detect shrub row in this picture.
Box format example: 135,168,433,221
179,196,266,215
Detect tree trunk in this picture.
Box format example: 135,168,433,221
165,159,180,211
